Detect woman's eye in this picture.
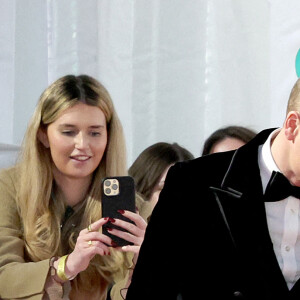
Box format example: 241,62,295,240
62,131,75,136
90,131,101,137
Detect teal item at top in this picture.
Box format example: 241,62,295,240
296,48,300,77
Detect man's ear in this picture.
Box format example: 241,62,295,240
284,111,300,141
37,128,50,148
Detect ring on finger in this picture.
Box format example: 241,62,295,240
87,224,92,232
88,240,93,246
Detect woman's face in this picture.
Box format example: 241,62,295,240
39,102,107,181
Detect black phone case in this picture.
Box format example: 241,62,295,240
101,176,136,247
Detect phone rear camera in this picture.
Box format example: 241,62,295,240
112,184,118,190
104,180,111,187
105,188,111,194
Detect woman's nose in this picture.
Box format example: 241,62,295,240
74,132,88,149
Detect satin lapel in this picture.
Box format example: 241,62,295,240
209,131,270,251
209,183,269,251
208,129,289,294
210,183,289,295
209,186,241,249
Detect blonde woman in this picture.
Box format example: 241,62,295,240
0,74,147,300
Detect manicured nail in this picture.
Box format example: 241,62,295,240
107,227,113,231
104,217,109,221
108,217,115,223
117,209,125,214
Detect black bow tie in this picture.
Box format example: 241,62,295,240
264,171,300,202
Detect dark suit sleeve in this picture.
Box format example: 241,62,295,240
126,163,185,300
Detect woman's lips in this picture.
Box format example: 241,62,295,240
70,155,91,161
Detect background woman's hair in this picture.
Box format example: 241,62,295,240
201,125,257,156
129,142,194,201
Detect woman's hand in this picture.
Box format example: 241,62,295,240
107,210,147,255
107,211,147,299
57,217,113,279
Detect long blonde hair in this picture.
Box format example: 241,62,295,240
17,74,128,293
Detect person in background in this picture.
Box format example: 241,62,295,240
129,142,194,212
0,74,147,300
126,77,300,299
110,142,194,299
201,125,257,155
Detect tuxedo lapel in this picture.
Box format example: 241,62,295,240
208,128,289,296
209,130,269,250
209,183,268,254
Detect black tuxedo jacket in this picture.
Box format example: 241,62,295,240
126,128,300,300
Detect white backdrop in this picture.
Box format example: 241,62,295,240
1,0,300,165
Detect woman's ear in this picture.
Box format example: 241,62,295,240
37,128,50,148
284,111,300,141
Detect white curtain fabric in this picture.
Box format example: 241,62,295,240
1,0,300,165
0,143,20,169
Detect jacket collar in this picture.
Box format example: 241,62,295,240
208,128,289,294
220,128,278,197
208,128,278,248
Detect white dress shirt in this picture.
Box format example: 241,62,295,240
258,128,300,289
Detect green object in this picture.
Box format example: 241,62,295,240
296,48,300,77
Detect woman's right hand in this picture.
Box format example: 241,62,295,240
54,217,113,280
106,210,147,255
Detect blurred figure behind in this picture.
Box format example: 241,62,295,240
201,125,257,155
129,142,194,210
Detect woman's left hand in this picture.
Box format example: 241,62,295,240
108,210,147,254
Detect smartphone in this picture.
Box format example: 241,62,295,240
101,176,136,247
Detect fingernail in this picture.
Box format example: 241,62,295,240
117,209,125,214
104,217,109,221
135,206,139,212
108,217,115,223
107,227,113,231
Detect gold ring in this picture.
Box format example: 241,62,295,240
88,240,93,246
87,224,92,232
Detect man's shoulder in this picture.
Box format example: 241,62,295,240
175,150,233,170
169,151,234,186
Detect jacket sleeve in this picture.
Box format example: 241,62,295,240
0,168,50,300
125,163,185,300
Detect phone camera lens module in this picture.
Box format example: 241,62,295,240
104,180,111,187
112,184,118,190
105,188,111,194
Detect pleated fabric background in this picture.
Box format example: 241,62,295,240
1,0,300,164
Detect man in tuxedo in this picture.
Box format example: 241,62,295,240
126,78,300,300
